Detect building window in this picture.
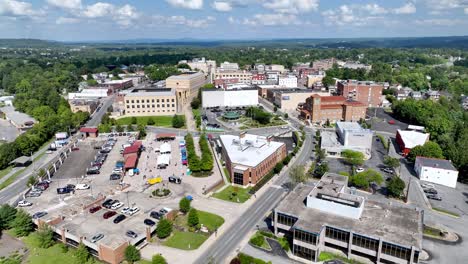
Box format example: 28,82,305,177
146,99,150,103
126,105,130,109
162,104,165,107
131,100,134,103
233,172,243,185
381,242,411,261
147,105,150,108
172,104,175,107
293,245,315,261
152,105,155,108
161,99,165,102
136,100,139,103
152,99,155,103
142,105,145,108
172,99,175,102
277,213,297,226
136,105,140,108
325,226,350,242
294,229,318,245
126,100,129,104
131,105,135,109
352,234,378,251
157,104,160,108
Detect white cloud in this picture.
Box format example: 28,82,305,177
212,1,232,11
424,0,466,10
153,15,215,28
465,7,468,14
415,18,467,26
166,0,203,10
0,0,41,17
56,16,80,24
81,2,139,27
82,2,114,18
230,13,302,26
47,0,81,10
362,3,387,15
322,5,383,27
392,2,416,14
262,0,319,14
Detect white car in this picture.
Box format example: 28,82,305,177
112,168,123,174
111,202,124,210
128,207,140,216
121,207,131,214
355,167,365,173
280,126,289,129
17,200,32,207
421,183,435,189
76,184,90,190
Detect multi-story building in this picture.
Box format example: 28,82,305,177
342,62,372,71
69,100,98,114
273,173,423,264
321,122,373,159
68,88,112,100
267,64,286,73
307,71,326,87
219,132,286,186
272,89,329,111
337,80,384,107
312,58,336,70
214,78,240,89
183,57,216,75
123,88,178,116
166,71,206,106
219,61,239,71
99,79,134,91
202,88,258,108
414,157,459,188
252,74,266,85
278,75,298,88
300,94,367,124
214,70,252,84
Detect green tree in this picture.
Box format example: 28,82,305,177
289,165,307,186
188,208,199,228
314,163,329,178
387,177,406,198
191,98,201,109
115,124,124,132
341,150,365,167
179,197,191,214
156,219,173,239
283,113,288,119
383,156,400,169
36,226,54,248
147,117,155,126
131,116,137,125
172,115,185,128
137,124,147,139
127,125,134,132
12,209,34,237
178,63,191,69
74,243,89,264
124,245,141,263
0,204,18,230
152,254,167,264
407,141,444,163
274,162,284,174
350,169,383,189
27,175,38,187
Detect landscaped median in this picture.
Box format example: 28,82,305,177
248,230,290,252
432,207,461,218
319,251,365,264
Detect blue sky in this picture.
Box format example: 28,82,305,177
0,0,467,41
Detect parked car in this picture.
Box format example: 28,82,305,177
89,206,102,213
17,200,32,207
103,211,117,219
159,207,172,216
126,230,138,238
355,167,365,173
76,184,90,190
382,168,395,174
150,211,162,220
112,168,123,174
32,211,47,219
424,188,438,194
426,194,442,201
90,233,104,243
102,199,114,208
26,191,41,198
113,214,126,224
110,174,121,180
144,219,156,226
57,187,73,194
127,207,140,216
35,182,50,190
121,207,131,214
388,120,395,124
66,184,76,190
111,202,124,210
71,147,80,151
421,183,435,189
168,176,182,184
86,167,100,175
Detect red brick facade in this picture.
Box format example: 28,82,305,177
300,94,367,123
337,80,383,107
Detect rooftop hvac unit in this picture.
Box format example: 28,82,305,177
245,140,253,146
232,139,240,145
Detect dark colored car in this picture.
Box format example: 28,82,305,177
144,219,156,226
110,174,121,180
57,187,73,194
427,194,442,201
32,211,48,219
87,168,100,175
102,199,114,208
126,230,138,238
89,206,102,213
66,184,76,190
150,211,162,220
113,214,126,224
424,188,438,194
168,176,181,184
103,211,117,219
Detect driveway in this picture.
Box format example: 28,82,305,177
367,108,408,134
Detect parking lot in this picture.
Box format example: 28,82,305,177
422,181,468,216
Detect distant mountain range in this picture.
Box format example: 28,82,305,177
1,36,467,49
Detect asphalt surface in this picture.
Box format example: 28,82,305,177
194,130,314,264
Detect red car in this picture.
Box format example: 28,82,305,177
103,211,117,219
72,147,80,151
388,120,395,125
89,206,102,214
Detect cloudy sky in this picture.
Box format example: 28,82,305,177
0,0,467,41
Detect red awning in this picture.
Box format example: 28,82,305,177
124,155,138,169
80,127,98,133
123,145,139,155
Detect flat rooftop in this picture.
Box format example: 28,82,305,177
125,88,175,97
220,134,284,167
416,156,458,171
166,72,204,80
0,106,36,125
276,175,423,249
336,121,364,131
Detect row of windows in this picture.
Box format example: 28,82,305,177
325,226,350,243
293,245,315,261
233,172,244,185
126,98,175,104
126,104,175,109
277,213,297,227
352,234,379,251
294,229,318,245
381,242,411,261
127,110,175,114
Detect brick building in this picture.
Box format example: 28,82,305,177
300,94,367,124
337,80,384,107
219,133,286,186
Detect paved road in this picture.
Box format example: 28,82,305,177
0,96,113,205
195,131,314,264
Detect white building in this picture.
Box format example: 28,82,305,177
278,75,298,88
415,157,459,188
202,88,258,108
183,57,216,75
68,88,111,100
219,61,239,71
321,122,373,159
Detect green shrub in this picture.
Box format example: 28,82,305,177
249,234,265,247
156,219,173,239
179,197,191,214
124,245,141,263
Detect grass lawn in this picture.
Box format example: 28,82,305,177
423,226,444,238
0,168,26,191
136,260,152,264
0,166,13,179
163,231,208,250
198,210,225,232
249,232,271,250
222,166,231,183
33,151,46,162
432,207,460,218
212,185,251,203
116,115,177,128
319,251,365,264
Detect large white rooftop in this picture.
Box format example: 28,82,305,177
219,134,284,167
398,129,430,149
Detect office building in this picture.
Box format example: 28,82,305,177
202,88,258,108
214,70,252,84
219,61,239,71
123,88,178,116
312,58,336,70
183,57,216,75
272,89,329,111
414,157,459,188
396,130,430,156
321,122,373,159
278,75,298,88
166,72,206,106
273,173,423,264
68,88,112,100
300,95,367,124
219,133,287,186
337,80,384,107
